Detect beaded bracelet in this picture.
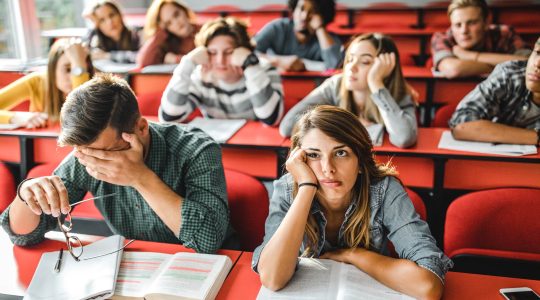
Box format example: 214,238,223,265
16,177,34,205
298,182,319,189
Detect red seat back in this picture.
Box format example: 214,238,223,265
432,103,458,127
445,188,540,259
225,169,269,251
0,162,16,213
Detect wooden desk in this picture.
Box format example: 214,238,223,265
221,252,540,300
0,230,242,298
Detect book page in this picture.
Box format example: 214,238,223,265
146,252,232,300
0,123,22,130
257,258,340,300
189,117,247,143
438,131,537,156
113,252,172,298
337,263,415,300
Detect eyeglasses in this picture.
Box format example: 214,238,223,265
57,194,135,262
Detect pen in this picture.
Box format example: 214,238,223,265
54,248,63,273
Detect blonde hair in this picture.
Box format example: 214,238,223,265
45,39,94,122
143,0,196,40
290,105,398,256
447,0,489,20
339,33,409,125
195,17,253,50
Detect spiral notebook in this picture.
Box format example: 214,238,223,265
24,235,125,300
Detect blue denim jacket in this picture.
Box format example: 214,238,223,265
252,173,453,282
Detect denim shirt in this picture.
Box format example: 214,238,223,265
252,173,453,282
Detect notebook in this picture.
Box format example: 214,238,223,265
188,117,247,143
438,130,537,156
24,235,125,300
257,258,414,300
112,251,233,300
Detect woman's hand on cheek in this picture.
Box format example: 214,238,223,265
286,147,317,185
367,52,396,93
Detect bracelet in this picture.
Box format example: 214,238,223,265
534,128,540,147
298,182,319,189
16,177,34,205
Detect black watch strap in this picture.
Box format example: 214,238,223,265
535,128,540,146
242,53,259,70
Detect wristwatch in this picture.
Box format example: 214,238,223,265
71,66,86,76
241,53,259,70
534,127,540,146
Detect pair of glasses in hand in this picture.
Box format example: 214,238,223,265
57,193,134,261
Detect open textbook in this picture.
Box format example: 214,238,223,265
257,258,414,300
189,117,246,143
438,130,537,156
112,251,232,300
25,235,125,300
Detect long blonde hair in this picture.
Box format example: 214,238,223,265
45,39,94,121
339,33,408,124
143,0,196,40
290,105,398,256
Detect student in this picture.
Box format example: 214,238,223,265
253,0,342,71
159,17,284,126
280,33,417,148
83,0,141,63
253,105,452,298
0,38,92,128
1,74,233,253
449,37,540,145
431,0,531,79
137,0,199,67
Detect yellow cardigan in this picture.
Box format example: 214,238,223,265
0,72,90,124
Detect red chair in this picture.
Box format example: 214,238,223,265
225,169,269,251
0,162,16,213
432,103,458,128
26,162,103,220
405,187,426,221
445,188,540,279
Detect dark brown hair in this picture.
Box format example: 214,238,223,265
58,73,140,146
195,17,253,51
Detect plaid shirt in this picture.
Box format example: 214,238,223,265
0,123,230,253
449,60,540,129
431,24,531,69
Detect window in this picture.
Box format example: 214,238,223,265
0,0,19,59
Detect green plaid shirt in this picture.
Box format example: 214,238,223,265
1,123,230,253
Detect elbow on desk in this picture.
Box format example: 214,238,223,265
414,278,444,300
389,133,416,149
450,123,470,141
259,270,292,292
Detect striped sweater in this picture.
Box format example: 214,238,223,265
159,57,284,126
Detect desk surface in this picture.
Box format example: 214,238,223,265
224,252,540,300
282,127,540,163
0,230,242,298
